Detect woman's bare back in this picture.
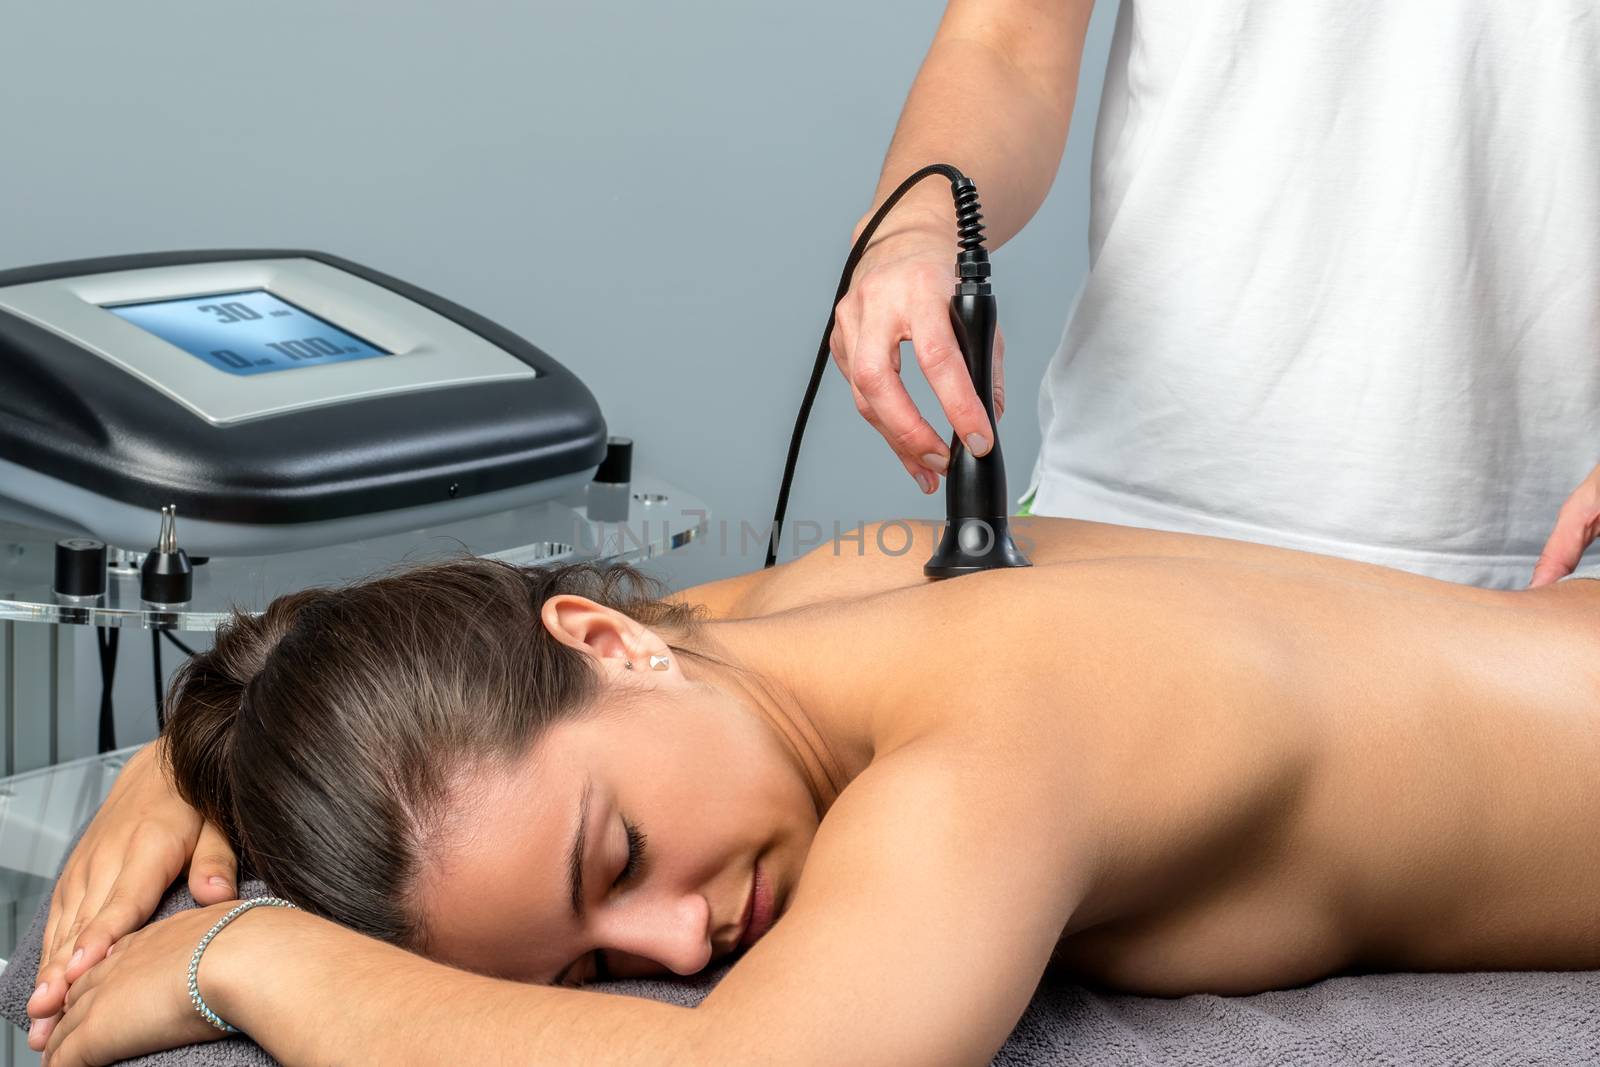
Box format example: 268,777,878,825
682,518,1600,995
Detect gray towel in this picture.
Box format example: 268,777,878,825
3,870,1595,1066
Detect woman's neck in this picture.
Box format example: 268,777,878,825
675,602,906,818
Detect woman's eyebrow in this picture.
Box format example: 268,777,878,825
567,774,594,920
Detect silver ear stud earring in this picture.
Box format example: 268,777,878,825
623,661,635,670
649,654,670,671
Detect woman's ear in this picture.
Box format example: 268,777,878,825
540,595,643,668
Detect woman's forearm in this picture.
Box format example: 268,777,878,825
209,908,705,1065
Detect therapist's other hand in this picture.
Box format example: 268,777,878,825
28,740,238,1051
830,220,1004,495
1529,462,1600,587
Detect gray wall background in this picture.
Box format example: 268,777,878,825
2,1,1117,748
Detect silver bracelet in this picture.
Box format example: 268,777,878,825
188,897,298,1034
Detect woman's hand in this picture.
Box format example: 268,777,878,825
27,740,238,1051
1529,462,1600,587
40,902,242,1067
830,216,1005,496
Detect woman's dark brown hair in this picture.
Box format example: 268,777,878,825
161,556,706,951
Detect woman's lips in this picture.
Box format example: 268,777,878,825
737,860,775,950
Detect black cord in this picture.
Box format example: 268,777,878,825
765,164,983,569
150,629,200,733
95,626,118,753
161,629,198,658
151,630,165,732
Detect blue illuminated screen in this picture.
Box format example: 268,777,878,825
106,290,390,376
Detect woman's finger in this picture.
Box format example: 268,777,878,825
62,879,162,983
30,956,70,1021
42,874,86,979
63,842,126,952
52,961,116,1066
35,764,144,989
40,860,119,1000
36,910,95,1013
44,987,89,1065
28,963,66,1021
52,824,188,994
70,942,116,1000
187,821,238,904
27,1010,57,1053
39,881,68,985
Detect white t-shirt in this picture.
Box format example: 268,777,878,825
1026,0,1600,587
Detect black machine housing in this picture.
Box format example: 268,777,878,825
0,250,608,552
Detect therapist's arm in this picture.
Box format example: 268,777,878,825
861,0,1095,257
832,0,1095,491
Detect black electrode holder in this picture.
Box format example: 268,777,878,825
923,274,1031,578
139,505,193,605
53,537,107,598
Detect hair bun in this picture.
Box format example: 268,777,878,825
162,588,327,838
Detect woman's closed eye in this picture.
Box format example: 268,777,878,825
615,817,647,888
565,818,648,987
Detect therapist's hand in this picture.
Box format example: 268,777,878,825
1529,462,1600,587
830,217,1004,496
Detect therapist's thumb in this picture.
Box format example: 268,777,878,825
1529,475,1600,587
188,820,239,904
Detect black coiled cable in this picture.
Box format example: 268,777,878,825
952,179,987,258
764,165,988,569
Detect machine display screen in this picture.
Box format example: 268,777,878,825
106,290,390,376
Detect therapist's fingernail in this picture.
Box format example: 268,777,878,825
965,433,990,456
210,876,232,891
69,949,82,967
914,471,935,494
29,981,45,1004
920,452,948,474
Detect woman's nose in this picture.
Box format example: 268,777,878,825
604,890,714,977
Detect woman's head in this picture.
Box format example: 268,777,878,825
164,557,817,984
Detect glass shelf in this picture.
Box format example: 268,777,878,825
0,748,130,888
0,473,706,631
0,748,133,975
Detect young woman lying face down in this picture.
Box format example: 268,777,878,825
27,516,1600,1066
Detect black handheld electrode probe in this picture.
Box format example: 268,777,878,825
766,165,1032,579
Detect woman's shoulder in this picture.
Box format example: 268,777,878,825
666,519,944,619
668,516,1263,621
